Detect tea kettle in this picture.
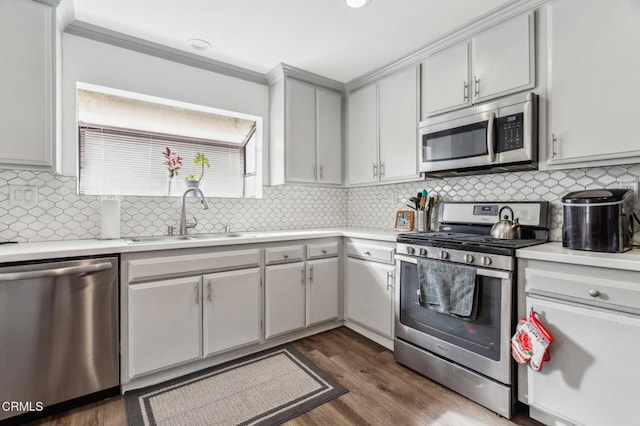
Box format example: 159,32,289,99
490,206,521,239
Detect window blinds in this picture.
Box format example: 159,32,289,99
79,125,245,197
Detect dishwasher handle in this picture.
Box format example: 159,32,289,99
0,262,113,282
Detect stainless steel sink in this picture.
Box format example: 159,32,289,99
125,233,257,243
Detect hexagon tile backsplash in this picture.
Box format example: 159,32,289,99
1,164,639,242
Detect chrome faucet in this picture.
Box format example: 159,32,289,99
179,187,209,235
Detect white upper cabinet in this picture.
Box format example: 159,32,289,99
347,65,419,186
471,12,535,103
347,84,378,185
421,11,535,118
271,75,343,186
422,41,471,116
0,0,56,170
546,0,640,167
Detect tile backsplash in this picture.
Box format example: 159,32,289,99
1,164,639,242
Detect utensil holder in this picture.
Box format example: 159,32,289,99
417,210,429,232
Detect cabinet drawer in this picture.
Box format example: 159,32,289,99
128,249,260,283
525,265,640,314
307,242,339,259
265,245,304,265
347,242,395,264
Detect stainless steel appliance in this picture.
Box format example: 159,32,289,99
419,92,538,177
562,188,634,253
0,256,119,421
394,201,549,418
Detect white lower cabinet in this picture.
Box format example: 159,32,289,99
346,258,394,338
129,276,202,377
203,268,260,357
306,258,339,326
265,262,306,339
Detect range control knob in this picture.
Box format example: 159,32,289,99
464,254,474,264
406,246,415,255
439,250,449,260
481,256,492,266
419,248,428,257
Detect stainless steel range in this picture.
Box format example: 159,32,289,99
394,201,549,419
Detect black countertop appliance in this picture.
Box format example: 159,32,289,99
562,188,634,253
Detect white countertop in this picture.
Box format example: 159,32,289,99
0,227,400,263
517,242,640,272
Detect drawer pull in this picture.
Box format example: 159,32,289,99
283,254,289,259
321,249,327,254
588,289,600,298
364,251,371,256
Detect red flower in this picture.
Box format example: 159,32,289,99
163,147,183,178
518,332,533,353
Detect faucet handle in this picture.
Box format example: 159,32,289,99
186,216,198,230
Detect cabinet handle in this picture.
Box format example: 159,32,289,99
588,289,600,298
319,165,324,180
364,251,371,256
386,271,394,290
552,133,559,158
321,249,327,254
474,76,480,97
309,266,314,282
463,81,469,101
380,162,385,178
373,163,378,179
313,165,317,180
301,268,305,283
207,281,212,302
283,254,289,259
195,283,200,304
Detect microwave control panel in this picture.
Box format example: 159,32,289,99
496,112,524,152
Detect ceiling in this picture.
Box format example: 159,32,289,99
71,0,511,83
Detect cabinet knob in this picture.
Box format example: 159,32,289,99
321,249,327,254
364,250,372,256
588,289,600,298
283,254,289,259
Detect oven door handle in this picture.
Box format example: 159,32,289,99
396,255,511,280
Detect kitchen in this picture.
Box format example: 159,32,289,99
1,0,639,425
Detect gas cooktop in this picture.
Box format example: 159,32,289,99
397,231,547,250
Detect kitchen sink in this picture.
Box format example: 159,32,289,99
125,233,257,243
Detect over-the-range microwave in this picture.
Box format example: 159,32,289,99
419,92,538,177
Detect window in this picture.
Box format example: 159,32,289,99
77,84,262,198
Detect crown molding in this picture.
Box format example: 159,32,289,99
346,0,548,91
65,21,268,86
267,63,345,92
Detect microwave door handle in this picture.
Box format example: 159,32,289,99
487,112,496,162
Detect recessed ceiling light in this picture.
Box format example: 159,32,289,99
345,0,371,8
188,39,212,51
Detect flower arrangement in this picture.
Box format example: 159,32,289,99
162,147,183,178
185,152,210,182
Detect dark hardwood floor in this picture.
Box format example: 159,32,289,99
25,327,541,426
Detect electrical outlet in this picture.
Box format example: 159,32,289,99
396,192,406,204
609,181,640,206
9,185,38,207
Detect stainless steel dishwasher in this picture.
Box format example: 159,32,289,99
0,256,119,421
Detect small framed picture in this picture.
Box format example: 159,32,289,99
394,210,415,231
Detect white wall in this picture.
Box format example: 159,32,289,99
61,34,270,180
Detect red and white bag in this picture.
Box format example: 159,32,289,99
511,311,554,371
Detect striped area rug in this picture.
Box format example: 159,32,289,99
125,345,347,426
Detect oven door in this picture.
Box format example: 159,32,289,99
419,110,496,173
394,254,513,384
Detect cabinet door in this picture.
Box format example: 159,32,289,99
378,66,419,182
422,41,470,117
316,88,343,185
0,0,54,169
202,268,260,357
347,84,378,185
306,258,339,326
471,12,534,102
527,297,640,426
346,258,394,338
547,0,640,165
286,79,317,183
128,276,202,377
265,262,305,338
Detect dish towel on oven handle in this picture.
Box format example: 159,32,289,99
417,258,478,318
511,310,554,371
